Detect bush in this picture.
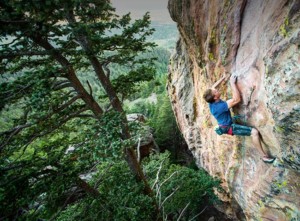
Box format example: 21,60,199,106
143,152,221,220
57,161,156,221
56,152,221,221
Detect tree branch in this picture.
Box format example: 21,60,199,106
156,171,179,199
0,20,29,25
0,99,87,153
53,95,81,113
52,80,70,89
102,62,111,79
160,186,180,209
0,162,30,172
29,35,104,117
86,80,93,96
76,114,95,118
151,160,165,189
177,202,190,221
188,206,208,221
0,51,51,60
76,177,100,197
136,137,141,162
0,124,32,151
14,107,89,159
65,10,122,114
1,83,33,101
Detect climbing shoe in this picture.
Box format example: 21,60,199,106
262,156,276,163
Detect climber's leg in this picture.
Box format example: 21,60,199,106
250,128,266,156
232,124,275,163
251,128,275,163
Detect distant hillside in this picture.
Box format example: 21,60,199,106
148,21,178,51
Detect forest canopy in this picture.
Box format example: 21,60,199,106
0,0,156,218
0,1,220,220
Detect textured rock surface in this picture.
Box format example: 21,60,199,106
127,114,158,159
167,0,300,220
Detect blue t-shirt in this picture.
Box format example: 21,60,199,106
209,100,232,126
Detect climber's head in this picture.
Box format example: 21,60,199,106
203,88,221,103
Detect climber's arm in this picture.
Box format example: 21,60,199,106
227,76,241,108
211,73,230,89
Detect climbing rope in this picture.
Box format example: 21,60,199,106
233,86,255,187
227,65,256,187
232,113,247,186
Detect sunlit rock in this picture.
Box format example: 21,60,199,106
167,0,300,220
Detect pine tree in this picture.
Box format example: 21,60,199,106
0,1,157,219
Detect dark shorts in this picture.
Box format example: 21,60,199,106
215,123,252,136
231,123,252,136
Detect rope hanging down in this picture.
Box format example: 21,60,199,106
233,86,255,187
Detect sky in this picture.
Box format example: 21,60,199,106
110,0,174,23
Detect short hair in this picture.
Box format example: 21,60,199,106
203,89,215,103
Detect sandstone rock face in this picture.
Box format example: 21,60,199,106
127,113,158,159
167,0,300,220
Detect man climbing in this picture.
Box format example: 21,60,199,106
203,74,275,163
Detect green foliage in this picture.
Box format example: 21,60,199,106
147,22,178,50
0,1,219,220
109,47,171,101
124,73,187,161
0,111,142,220
56,161,156,221
279,17,289,38
125,73,167,114
126,100,156,117
160,164,219,215
149,94,177,147
143,152,221,220
55,152,220,221
112,64,156,100
0,0,158,219
1,130,79,219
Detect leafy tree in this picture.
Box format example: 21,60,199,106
149,93,188,162
0,0,157,219
56,161,156,221
151,94,177,146
124,73,189,163
107,47,170,102
144,152,221,220
55,152,220,221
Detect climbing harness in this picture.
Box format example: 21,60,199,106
214,125,233,135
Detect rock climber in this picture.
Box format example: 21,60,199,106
203,74,275,163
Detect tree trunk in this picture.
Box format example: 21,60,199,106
76,178,100,197
30,36,104,118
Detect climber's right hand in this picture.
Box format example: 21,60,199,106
230,75,238,84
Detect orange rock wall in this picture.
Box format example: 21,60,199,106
167,0,300,220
